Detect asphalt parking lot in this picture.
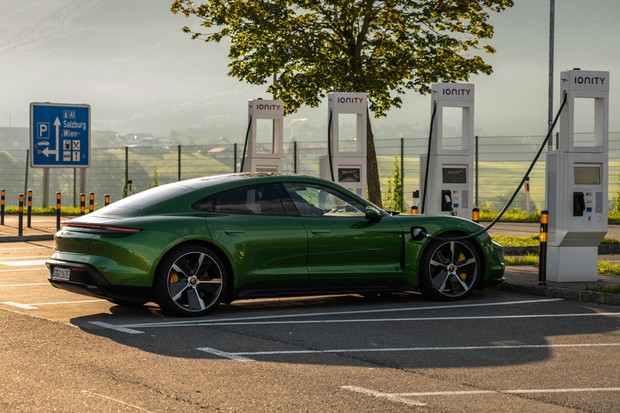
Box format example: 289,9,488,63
1,238,620,412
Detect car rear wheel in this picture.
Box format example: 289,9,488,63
419,238,481,300
155,244,227,317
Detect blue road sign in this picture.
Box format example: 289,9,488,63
30,103,91,168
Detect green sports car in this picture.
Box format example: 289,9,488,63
47,173,505,317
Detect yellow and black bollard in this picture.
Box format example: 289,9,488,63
27,189,32,228
410,206,418,215
80,193,86,216
538,210,548,286
1,189,5,225
56,192,62,230
89,192,95,213
104,194,110,207
18,194,24,237
471,207,480,223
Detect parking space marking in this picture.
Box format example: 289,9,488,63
0,268,43,273
1,299,106,309
0,255,49,260
341,385,620,408
197,347,255,361
0,260,47,267
198,342,620,361
341,385,427,407
1,301,37,310
0,282,49,287
81,390,155,413
87,298,566,332
89,321,146,335
94,311,620,332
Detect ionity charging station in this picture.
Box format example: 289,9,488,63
419,82,474,217
546,69,610,282
320,92,368,197
241,99,284,172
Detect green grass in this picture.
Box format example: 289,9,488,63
585,284,620,294
496,234,620,247
505,254,539,266
480,207,620,224
2,207,82,215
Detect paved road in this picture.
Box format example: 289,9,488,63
1,240,619,412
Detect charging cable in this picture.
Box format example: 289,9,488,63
327,109,335,181
239,114,252,172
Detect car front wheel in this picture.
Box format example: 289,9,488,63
419,238,481,301
155,244,227,317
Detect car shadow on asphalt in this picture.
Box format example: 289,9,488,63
69,289,620,369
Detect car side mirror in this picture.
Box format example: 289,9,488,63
364,206,382,222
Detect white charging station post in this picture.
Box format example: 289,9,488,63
319,92,367,197
546,70,609,282
419,83,474,217
242,99,284,172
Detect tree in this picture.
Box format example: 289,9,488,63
171,0,514,206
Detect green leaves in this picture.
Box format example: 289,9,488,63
171,0,513,116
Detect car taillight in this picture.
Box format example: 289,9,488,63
62,223,142,235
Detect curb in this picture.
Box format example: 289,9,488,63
0,234,54,243
493,282,620,307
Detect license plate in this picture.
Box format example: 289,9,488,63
52,267,71,281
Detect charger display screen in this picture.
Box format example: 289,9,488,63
574,166,600,185
442,167,467,184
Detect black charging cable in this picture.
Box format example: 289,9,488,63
326,109,335,181
413,91,569,242
239,114,252,172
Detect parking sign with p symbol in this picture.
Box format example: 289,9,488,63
37,122,50,139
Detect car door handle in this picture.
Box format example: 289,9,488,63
224,229,246,235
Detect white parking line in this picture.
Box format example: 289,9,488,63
0,268,44,273
197,347,255,362
88,298,566,332
94,311,620,332
0,255,50,260
81,390,154,413
341,385,620,408
0,282,49,287
197,342,620,362
1,299,106,309
0,260,47,267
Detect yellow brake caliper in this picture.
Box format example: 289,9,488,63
458,252,468,281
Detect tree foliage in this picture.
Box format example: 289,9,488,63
171,0,513,205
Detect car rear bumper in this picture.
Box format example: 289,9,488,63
46,259,151,304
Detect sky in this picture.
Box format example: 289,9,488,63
0,0,619,140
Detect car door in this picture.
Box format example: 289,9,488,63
197,183,308,289
282,182,404,287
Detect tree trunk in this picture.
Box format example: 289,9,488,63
366,111,382,207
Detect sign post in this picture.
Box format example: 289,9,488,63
30,103,90,207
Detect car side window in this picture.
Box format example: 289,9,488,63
194,184,286,216
282,182,366,217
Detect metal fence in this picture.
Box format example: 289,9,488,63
1,132,619,212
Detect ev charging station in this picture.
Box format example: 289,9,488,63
241,99,284,172
419,82,475,217
319,92,367,197
546,69,610,282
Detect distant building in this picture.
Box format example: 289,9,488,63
0,127,29,150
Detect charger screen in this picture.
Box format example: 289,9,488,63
574,166,600,185
442,167,467,184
